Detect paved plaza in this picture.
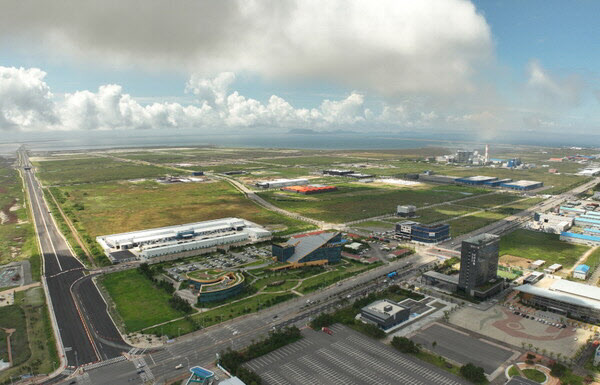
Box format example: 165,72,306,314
450,305,592,358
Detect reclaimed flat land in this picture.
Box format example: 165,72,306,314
499,229,589,268
0,157,38,273
33,156,172,185
457,193,523,208
0,287,59,383
446,198,543,238
57,180,314,238
244,324,470,385
416,204,480,224
101,269,185,332
258,184,486,223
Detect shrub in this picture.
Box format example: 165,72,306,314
460,363,486,384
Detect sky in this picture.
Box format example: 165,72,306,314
0,0,599,143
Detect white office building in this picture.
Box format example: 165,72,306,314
97,218,271,263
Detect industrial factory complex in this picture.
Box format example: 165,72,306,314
96,218,272,263
415,172,543,191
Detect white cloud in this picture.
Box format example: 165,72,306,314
526,60,584,107
0,0,493,96
0,67,376,131
0,66,57,128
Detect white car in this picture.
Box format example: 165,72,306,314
175,364,183,369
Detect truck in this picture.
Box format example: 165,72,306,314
387,271,398,279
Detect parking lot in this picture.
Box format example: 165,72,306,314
166,245,272,281
410,323,515,375
245,324,470,385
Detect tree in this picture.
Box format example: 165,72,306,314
391,336,420,354
460,363,486,384
550,362,567,377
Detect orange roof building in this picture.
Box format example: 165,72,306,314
281,185,337,194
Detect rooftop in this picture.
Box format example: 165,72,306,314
463,233,499,245
283,232,340,263
362,299,409,319
504,180,542,187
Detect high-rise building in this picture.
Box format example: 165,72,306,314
458,233,501,297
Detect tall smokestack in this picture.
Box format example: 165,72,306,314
485,144,489,163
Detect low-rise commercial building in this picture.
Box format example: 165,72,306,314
515,278,600,323
455,176,498,185
97,218,271,263
281,185,337,194
256,178,309,189
395,221,450,244
500,180,543,191
272,231,344,264
360,299,410,330
544,263,562,274
397,205,416,217
573,264,590,280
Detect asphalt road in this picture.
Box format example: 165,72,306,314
20,149,129,369
57,254,434,384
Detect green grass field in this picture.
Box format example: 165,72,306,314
101,269,185,332
56,180,314,239
0,157,40,277
33,156,172,185
0,288,59,384
499,229,589,268
258,184,486,223
457,193,523,208
144,292,297,337
416,204,480,224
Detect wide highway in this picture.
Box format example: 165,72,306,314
19,148,130,373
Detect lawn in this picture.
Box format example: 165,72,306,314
499,229,590,268
56,180,315,239
583,247,600,275
33,156,172,185
101,269,184,332
144,292,297,337
258,184,486,223
0,288,59,384
522,368,546,383
296,261,380,294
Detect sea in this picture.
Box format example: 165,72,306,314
1,129,599,155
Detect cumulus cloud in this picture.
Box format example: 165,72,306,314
0,67,57,128
0,66,377,131
0,0,493,96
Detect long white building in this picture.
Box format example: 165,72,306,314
255,178,309,189
97,218,271,263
